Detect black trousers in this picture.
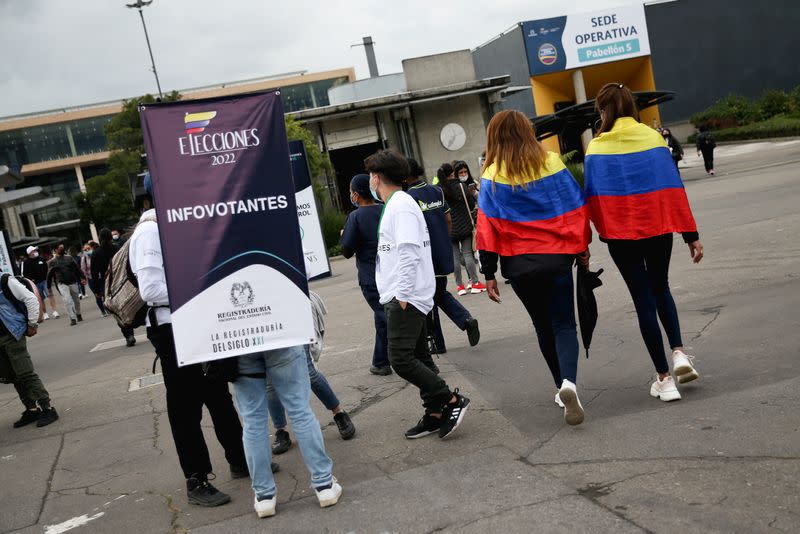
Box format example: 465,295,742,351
701,148,714,172
147,323,246,479
384,300,450,411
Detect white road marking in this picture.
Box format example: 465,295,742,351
44,512,105,534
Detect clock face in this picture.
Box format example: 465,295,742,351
440,123,467,151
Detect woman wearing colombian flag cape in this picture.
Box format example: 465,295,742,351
476,110,591,426
584,83,704,402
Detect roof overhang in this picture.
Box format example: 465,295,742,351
35,219,81,232
532,90,676,140
0,186,48,208
0,165,24,188
17,197,61,214
289,76,512,123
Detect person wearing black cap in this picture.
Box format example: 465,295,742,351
340,173,390,375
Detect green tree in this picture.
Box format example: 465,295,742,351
285,115,335,210
76,91,180,229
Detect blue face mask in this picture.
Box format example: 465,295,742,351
350,196,359,208
369,176,381,202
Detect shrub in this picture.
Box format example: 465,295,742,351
698,116,800,142
787,85,800,116
560,151,585,188
690,94,757,129
319,210,348,256
756,90,790,120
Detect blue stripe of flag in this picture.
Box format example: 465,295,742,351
478,168,585,223
184,120,211,130
584,146,684,197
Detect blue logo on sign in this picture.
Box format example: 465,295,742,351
538,43,558,65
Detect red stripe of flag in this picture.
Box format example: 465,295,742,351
476,205,591,256
588,188,697,240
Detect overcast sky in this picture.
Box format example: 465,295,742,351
0,0,641,117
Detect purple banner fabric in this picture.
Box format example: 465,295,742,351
139,91,315,366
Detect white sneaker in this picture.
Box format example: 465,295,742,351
558,380,584,425
650,375,681,402
254,493,276,518
672,350,699,384
43,313,50,320
554,392,565,409
52,311,60,318
315,477,342,508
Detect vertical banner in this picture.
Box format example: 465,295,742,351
0,231,13,275
289,140,331,281
140,92,315,367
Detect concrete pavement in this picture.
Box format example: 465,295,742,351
1,140,799,533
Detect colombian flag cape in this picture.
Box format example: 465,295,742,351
584,117,697,240
476,152,590,256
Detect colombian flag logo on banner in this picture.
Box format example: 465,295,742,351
584,117,697,240
477,152,590,255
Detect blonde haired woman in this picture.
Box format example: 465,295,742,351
477,110,591,425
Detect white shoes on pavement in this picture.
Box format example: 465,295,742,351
650,375,681,402
254,493,277,518
554,391,565,408
558,380,585,425
51,311,60,318
43,313,50,320
315,477,342,508
672,349,700,384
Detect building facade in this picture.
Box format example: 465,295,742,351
0,68,354,249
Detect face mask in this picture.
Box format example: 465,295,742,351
87,250,93,256
350,195,359,208
30,253,38,259
369,176,381,202
459,175,469,183
112,235,119,241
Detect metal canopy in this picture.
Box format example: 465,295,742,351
532,90,676,140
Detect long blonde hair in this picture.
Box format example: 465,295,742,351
482,110,547,188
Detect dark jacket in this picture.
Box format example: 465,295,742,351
406,179,455,276
696,131,716,152
46,254,84,288
21,257,49,284
91,243,119,283
443,180,475,242
664,134,684,161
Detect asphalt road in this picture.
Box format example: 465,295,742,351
1,139,798,533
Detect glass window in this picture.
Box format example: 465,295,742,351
0,114,114,168
71,116,113,155
22,170,82,227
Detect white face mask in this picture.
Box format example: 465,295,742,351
458,174,469,183
112,234,120,241
30,252,39,259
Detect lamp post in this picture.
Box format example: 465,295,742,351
125,0,163,99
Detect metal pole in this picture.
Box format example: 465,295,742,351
137,7,163,99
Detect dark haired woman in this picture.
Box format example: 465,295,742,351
585,82,704,403
477,110,591,426
440,163,486,295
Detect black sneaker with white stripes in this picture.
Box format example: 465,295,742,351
438,388,470,439
405,414,441,439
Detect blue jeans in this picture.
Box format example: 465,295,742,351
607,234,683,374
509,267,579,387
360,283,389,367
431,276,472,351
35,280,48,299
267,347,340,429
233,346,334,499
